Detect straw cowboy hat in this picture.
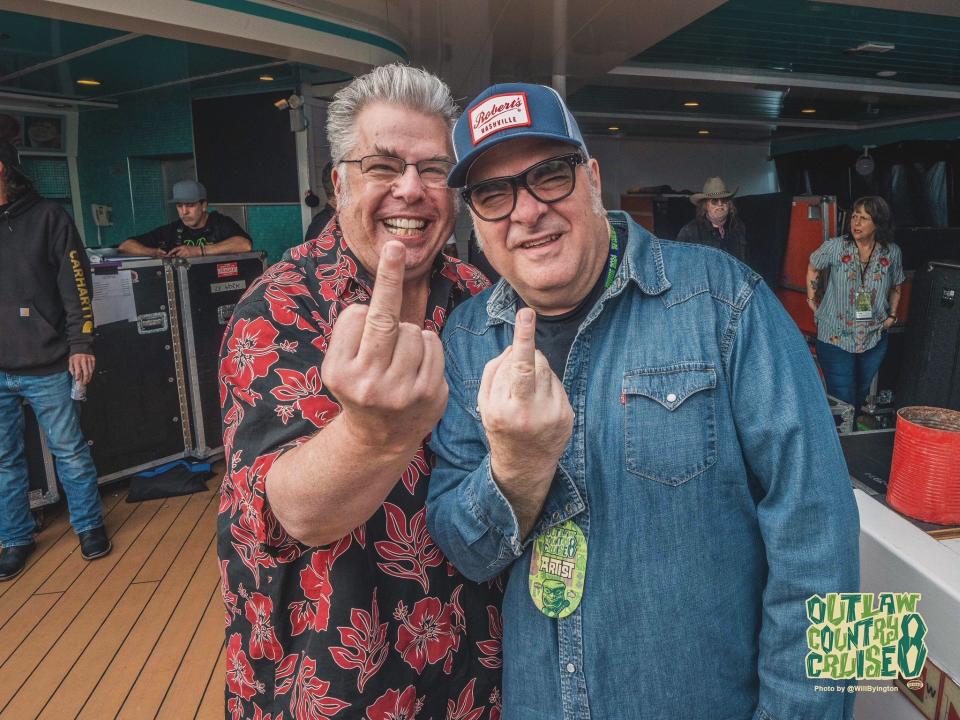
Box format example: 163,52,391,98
689,176,738,204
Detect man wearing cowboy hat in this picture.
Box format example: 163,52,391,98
676,176,749,263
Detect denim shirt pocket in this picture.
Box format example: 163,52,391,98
622,363,718,486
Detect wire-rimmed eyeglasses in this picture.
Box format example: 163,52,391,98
339,154,454,189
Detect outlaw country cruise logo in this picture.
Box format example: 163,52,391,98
805,593,927,680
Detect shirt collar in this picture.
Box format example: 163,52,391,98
485,210,671,323
300,215,488,315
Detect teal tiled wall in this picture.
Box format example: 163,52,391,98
77,87,193,247
246,204,302,264
128,158,167,234
20,156,70,199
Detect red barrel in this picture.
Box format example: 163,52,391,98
887,406,960,525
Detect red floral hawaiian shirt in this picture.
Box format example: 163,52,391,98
217,219,503,720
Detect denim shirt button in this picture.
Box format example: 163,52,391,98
666,392,677,403
566,663,576,673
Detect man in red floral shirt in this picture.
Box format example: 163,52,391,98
217,64,503,720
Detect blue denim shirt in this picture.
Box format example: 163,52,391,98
427,213,859,720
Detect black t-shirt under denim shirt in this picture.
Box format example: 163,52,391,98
523,224,626,379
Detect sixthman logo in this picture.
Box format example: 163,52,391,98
470,92,531,144
806,593,927,680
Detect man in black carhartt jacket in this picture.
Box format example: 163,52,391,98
0,140,111,581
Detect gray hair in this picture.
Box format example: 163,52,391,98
326,64,458,164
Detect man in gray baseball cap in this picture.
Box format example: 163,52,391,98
119,179,251,258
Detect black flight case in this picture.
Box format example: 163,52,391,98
173,253,266,456
82,257,191,484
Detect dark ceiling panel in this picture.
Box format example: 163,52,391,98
2,35,277,98
578,118,773,142
569,84,784,118
0,10,127,77
633,0,960,85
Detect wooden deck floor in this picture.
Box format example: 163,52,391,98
0,469,225,720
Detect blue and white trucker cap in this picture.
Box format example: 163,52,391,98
448,83,588,188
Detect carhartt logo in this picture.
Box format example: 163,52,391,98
470,92,531,144
68,250,94,327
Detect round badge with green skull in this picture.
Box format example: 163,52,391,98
529,520,587,619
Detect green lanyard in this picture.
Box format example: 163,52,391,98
603,222,620,290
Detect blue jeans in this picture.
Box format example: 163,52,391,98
0,370,103,547
816,334,889,412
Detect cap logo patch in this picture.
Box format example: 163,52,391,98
470,92,531,145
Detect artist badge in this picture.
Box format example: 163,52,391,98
529,520,587,619
855,290,873,321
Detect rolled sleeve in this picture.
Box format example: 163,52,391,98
892,244,906,286
809,237,838,271
728,281,859,719
427,342,524,582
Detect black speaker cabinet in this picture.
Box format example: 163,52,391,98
896,260,960,410
84,257,191,482
174,253,266,456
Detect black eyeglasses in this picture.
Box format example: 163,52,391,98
462,153,585,221
340,154,454,189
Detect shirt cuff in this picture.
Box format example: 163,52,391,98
465,455,525,558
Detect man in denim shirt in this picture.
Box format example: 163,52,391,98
426,83,859,719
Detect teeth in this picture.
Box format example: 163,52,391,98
521,235,556,249
384,218,426,229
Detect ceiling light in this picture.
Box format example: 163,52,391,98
876,70,897,78
259,74,275,82
684,101,700,108
608,126,620,132
850,41,895,54
698,129,710,136
801,108,817,114
76,79,101,86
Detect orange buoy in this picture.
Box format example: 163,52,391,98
887,407,960,525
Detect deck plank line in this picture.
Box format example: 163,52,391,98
115,537,219,720
15,581,159,720
0,496,150,669
0,488,130,628
0,487,120,601
194,644,227,720
38,495,181,595
77,491,220,720
0,593,61,673
155,583,225,720
0,496,175,710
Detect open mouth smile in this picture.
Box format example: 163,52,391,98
383,217,427,237
518,233,560,250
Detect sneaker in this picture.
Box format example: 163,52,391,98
0,543,36,581
78,527,112,560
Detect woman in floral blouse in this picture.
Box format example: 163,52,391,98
806,196,904,414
